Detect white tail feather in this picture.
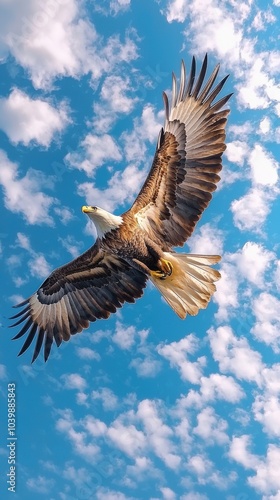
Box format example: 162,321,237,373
149,252,221,319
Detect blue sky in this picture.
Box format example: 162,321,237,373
0,0,280,498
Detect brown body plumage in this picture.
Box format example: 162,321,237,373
10,55,232,362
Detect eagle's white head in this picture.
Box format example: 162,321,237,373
82,206,123,239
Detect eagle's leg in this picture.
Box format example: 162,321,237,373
150,258,173,280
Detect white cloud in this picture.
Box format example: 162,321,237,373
251,9,276,31
112,321,137,350
194,406,229,445
137,399,181,469
122,105,164,163
274,261,280,291
92,75,138,133
160,487,176,499
27,475,54,494
225,140,249,166
163,1,280,115
15,232,52,279
66,133,122,176
229,241,275,287
262,364,280,396
180,494,208,500
83,416,107,437
91,387,118,411
28,254,52,279
0,364,7,380
129,346,162,378
165,0,246,63
230,436,280,496
248,445,280,495
56,408,100,461
174,372,244,414
252,292,280,352
253,394,280,437
78,162,147,212
54,207,74,225
75,347,100,361
248,144,278,186
208,325,264,385
229,434,260,469
0,0,138,89
0,151,55,224
96,488,132,500
213,262,239,321
107,420,146,457
258,117,271,135
199,373,244,404
187,223,224,256
94,0,131,16
58,235,83,259
231,187,273,233
0,89,69,146
157,334,206,384
229,121,253,139
76,105,163,210
61,373,87,391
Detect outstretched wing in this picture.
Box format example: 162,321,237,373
10,244,148,362
127,54,232,249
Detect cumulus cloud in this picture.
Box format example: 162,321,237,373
27,475,55,494
231,187,274,233
253,394,280,437
248,445,280,494
157,334,206,384
229,241,275,288
187,223,224,255
229,434,260,469
129,345,162,378
92,75,139,133
75,347,100,361
74,104,163,209
251,292,280,352
137,399,181,469
225,140,249,166
94,0,131,16
78,163,147,212
0,0,138,89
111,321,138,350
248,144,279,186
122,105,164,163
0,89,69,146
107,420,146,457
61,373,87,391
56,408,100,461
16,232,52,279
65,133,122,176
208,325,264,385
213,262,239,321
193,406,229,445
91,387,118,411
0,151,55,225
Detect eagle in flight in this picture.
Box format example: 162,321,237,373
11,55,232,362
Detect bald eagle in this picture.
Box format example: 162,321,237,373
11,55,232,362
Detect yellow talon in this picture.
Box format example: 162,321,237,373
160,258,173,276
150,259,173,280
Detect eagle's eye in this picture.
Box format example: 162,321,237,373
91,206,97,211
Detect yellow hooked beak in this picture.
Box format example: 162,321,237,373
82,206,95,213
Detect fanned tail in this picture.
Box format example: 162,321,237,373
150,251,220,319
